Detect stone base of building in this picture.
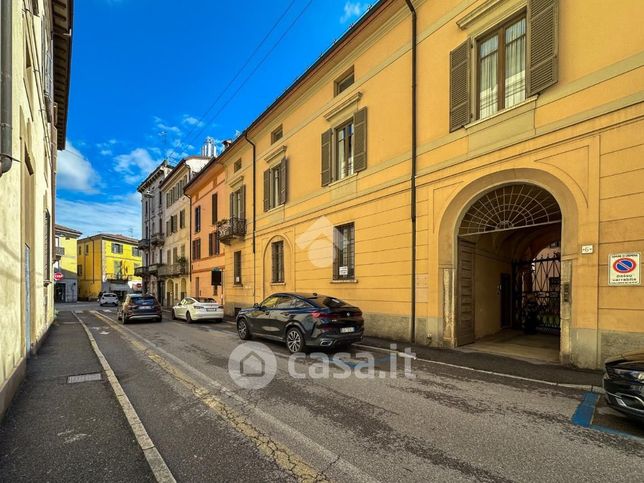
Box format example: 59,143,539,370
0,357,26,422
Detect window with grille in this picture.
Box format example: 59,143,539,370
233,159,242,172
333,223,355,280
111,243,123,254
271,241,284,283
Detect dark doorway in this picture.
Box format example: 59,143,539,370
500,273,512,328
54,283,66,303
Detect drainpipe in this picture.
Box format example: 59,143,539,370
243,132,257,302
405,0,417,343
0,0,13,177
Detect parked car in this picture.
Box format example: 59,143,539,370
172,297,224,323
99,292,119,306
236,292,364,353
117,294,162,323
603,350,644,423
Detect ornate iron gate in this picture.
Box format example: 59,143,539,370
512,253,561,332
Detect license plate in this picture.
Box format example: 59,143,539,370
340,327,355,333
206,308,217,312
140,306,151,310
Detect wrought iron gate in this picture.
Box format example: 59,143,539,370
512,253,561,332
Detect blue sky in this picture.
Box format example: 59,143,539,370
56,0,375,238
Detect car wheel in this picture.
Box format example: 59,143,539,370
186,312,192,324
237,318,252,340
286,327,305,354
171,309,177,320
100,303,104,307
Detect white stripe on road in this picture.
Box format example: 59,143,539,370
73,312,176,483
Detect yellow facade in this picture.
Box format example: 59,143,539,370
0,0,72,416
187,0,643,368
77,235,143,301
54,224,82,303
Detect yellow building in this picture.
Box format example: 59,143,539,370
54,224,82,303
77,234,143,301
192,0,644,369
0,0,72,417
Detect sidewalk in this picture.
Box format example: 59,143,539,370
0,312,154,482
359,336,604,388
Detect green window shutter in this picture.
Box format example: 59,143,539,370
353,107,367,172
321,129,332,186
527,0,559,96
449,39,470,132
240,185,246,221
229,192,234,219
263,169,270,212
279,158,287,205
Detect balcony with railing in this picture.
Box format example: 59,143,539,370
217,218,246,245
55,246,65,260
138,238,150,249
150,232,165,246
134,266,149,277
148,263,163,275
158,263,188,278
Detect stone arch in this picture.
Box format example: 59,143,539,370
436,168,583,359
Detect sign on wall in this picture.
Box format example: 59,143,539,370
608,253,640,286
53,272,64,281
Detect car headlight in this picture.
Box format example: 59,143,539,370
614,368,644,382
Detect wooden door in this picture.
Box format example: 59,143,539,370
457,239,475,345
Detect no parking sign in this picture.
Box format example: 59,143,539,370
608,253,640,286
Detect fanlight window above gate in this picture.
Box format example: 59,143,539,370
459,185,561,236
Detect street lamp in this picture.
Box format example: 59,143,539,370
142,190,153,294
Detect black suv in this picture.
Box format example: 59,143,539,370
117,294,162,323
603,350,644,422
236,293,364,353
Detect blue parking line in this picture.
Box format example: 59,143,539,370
571,391,644,442
571,392,599,427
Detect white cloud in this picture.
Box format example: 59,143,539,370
114,148,159,184
99,149,112,156
56,195,141,239
340,1,370,23
182,114,204,128
57,141,102,194
153,116,182,135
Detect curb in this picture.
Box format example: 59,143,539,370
353,343,605,394
73,312,176,483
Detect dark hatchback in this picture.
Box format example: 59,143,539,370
236,293,364,353
603,350,644,423
117,294,162,323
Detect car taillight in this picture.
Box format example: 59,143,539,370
312,311,337,323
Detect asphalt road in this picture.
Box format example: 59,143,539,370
67,304,643,482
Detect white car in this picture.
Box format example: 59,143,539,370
99,293,119,306
172,297,224,323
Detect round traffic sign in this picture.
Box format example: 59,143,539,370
612,257,636,274
53,272,64,281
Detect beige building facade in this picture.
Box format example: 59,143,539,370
159,155,209,306
198,0,644,369
0,0,72,417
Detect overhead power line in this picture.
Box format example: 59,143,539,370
165,0,307,162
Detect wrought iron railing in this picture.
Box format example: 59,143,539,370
150,232,165,245
134,266,149,277
138,238,150,249
217,217,246,244
55,246,65,257
158,263,188,277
